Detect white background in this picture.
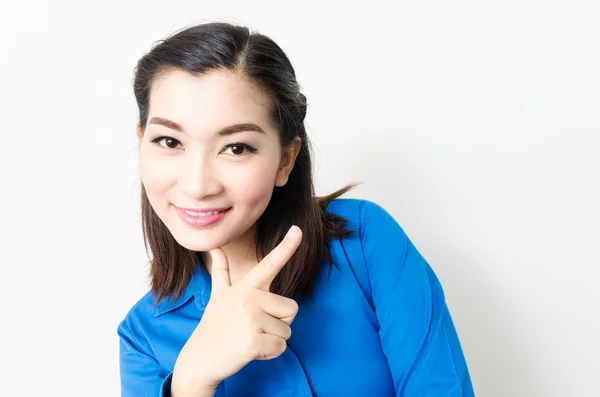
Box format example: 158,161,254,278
0,1,598,396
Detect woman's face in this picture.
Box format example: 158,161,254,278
138,68,299,253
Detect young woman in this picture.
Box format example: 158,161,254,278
118,22,475,397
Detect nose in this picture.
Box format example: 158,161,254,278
178,152,223,200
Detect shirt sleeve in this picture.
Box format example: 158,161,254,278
117,321,172,397
359,200,475,396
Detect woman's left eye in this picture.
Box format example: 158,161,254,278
222,143,257,155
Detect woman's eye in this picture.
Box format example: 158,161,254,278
222,143,257,156
151,136,181,149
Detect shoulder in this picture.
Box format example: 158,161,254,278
325,197,408,242
117,291,158,343
326,198,414,277
323,198,417,303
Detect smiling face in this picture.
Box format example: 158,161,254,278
138,68,299,256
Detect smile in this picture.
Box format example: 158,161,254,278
183,209,222,217
174,206,231,228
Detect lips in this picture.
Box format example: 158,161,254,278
174,205,231,228
182,209,226,217
177,206,230,213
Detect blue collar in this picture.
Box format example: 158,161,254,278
153,252,212,317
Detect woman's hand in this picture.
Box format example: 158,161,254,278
171,226,302,397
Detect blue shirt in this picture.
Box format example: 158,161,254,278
118,199,475,396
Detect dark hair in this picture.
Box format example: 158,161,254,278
133,22,354,304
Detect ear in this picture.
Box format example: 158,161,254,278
275,137,302,187
136,123,143,143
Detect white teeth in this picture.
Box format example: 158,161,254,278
183,210,221,217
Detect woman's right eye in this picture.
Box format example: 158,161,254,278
151,135,182,149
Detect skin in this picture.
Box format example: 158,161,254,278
137,68,301,281
172,226,303,396
136,68,304,395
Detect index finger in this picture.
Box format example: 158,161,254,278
242,225,302,291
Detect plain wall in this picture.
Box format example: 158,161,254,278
0,1,598,396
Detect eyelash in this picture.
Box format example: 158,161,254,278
224,141,258,154
149,135,258,155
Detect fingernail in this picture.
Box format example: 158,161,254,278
287,225,298,239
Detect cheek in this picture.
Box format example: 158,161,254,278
138,150,175,192
228,161,278,205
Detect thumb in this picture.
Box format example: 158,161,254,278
208,248,231,292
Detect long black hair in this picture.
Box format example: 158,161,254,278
133,22,354,304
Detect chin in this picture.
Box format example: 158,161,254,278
171,231,230,253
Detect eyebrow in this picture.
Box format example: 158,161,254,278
148,117,265,136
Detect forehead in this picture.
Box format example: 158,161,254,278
147,68,274,130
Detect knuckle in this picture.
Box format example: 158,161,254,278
275,338,287,354
287,299,299,314
261,260,276,274
241,310,258,329
269,257,284,272
283,325,292,340
238,290,254,309
249,315,261,331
